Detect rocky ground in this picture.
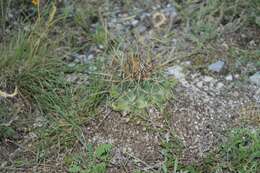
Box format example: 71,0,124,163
64,1,260,171
0,0,259,172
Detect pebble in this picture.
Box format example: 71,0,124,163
136,25,147,34
225,74,233,81
234,74,240,79
86,54,94,62
196,81,203,88
163,5,178,18
66,74,78,83
131,19,139,27
216,82,224,90
249,72,260,86
204,76,214,82
208,60,225,73
166,65,185,79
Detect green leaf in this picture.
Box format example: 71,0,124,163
69,164,81,173
255,16,260,27
0,126,16,139
135,96,149,109
110,85,120,98
112,99,130,111
95,144,112,159
89,163,106,173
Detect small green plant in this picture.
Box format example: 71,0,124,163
160,133,190,173
91,25,108,45
68,144,112,173
197,128,260,173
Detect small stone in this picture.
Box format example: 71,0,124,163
98,45,104,50
140,12,151,20
249,72,260,86
204,76,214,82
71,53,87,63
115,23,124,31
172,38,177,46
66,74,78,83
181,61,191,66
131,19,139,27
163,5,178,18
125,117,130,123
136,25,147,33
166,65,185,79
196,81,203,88
225,74,233,81
233,91,239,97
86,54,94,61
1,161,7,168
234,74,240,79
33,116,45,128
208,60,225,73
216,82,224,90
249,40,256,47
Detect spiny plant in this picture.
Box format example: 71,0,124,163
104,43,176,115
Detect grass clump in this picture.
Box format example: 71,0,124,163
140,128,260,173
178,0,260,44
0,3,89,170
197,128,260,173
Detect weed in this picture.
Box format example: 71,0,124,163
67,143,112,173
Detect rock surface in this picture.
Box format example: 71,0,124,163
250,72,260,86
208,60,225,73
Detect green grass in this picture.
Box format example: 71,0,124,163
0,0,259,172
131,128,260,173
0,3,88,170
197,128,260,173
67,143,112,173
176,0,260,47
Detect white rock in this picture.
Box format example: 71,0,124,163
225,74,233,81
196,81,203,88
208,60,225,73
166,65,185,79
204,76,214,82
131,19,139,26
216,82,225,90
